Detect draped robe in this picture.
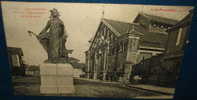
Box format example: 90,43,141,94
38,17,67,60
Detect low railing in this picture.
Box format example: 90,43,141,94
132,54,181,87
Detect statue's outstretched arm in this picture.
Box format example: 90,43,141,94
39,20,50,35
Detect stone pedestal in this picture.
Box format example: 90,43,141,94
40,63,75,94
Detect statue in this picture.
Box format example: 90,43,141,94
28,8,73,63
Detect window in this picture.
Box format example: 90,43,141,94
124,41,128,52
11,55,21,67
130,38,139,52
176,28,183,46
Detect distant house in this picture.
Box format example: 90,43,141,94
164,9,193,82
132,10,193,86
85,13,177,82
132,13,178,63
7,47,25,76
165,10,193,56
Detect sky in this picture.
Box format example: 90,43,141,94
1,1,193,65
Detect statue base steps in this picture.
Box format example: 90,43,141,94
40,63,75,94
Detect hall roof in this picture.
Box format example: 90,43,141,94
89,18,168,50
133,13,179,26
167,9,193,31
102,18,168,48
102,18,144,37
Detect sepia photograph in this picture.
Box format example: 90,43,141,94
1,1,194,99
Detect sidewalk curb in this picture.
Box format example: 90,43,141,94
127,85,174,95
75,78,174,95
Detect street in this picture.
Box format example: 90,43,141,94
13,76,169,98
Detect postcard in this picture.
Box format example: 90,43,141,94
1,1,194,99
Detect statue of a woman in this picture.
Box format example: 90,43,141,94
38,8,68,62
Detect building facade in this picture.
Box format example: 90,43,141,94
132,10,193,86
86,13,178,82
7,47,25,76
165,10,193,55
163,9,193,83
